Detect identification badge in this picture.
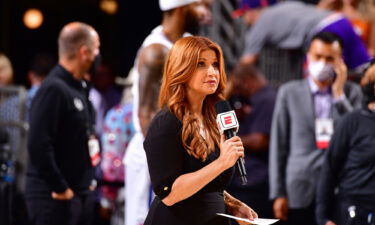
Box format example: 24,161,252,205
88,137,101,166
315,118,334,149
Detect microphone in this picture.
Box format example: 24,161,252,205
215,100,247,185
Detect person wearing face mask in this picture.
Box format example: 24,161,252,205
315,61,375,225
269,31,363,225
25,22,100,225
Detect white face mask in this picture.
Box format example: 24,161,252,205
308,60,335,82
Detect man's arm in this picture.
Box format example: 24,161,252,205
331,57,362,116
240,11,270,66
28,84,70,194
269,85,290,220
332,81,363,117
137,43,169,136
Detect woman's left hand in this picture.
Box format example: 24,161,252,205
228,201,258,224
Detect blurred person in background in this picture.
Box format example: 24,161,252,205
235,0,371,86
269,32,362,225
197,0,214,35
0,53,24,179
124,0,212,225
89,62,122,137
25,21,100,225
0,53,16,124
26,53,56,113
226,64,276,219
0,53,13,86
321,0,375,56
315,61,375,225
129,0,211,141
340,0,375,56
83,61,121,224
0,52,21,225
98,75,135,225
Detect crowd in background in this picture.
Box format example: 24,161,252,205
0,0,375,224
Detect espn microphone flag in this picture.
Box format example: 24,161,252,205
216,110,239,134
215,100,247,185
215,100,239,135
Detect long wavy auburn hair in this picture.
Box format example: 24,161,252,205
159,36,227,161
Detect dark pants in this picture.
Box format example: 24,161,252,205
26,192,95,225
288,202,317,225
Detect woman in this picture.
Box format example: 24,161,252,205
315,62,375,225
143,36,258,225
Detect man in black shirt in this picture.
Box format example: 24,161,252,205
316,63,375,225
26,22,101,225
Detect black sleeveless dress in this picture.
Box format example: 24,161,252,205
143,108,235,225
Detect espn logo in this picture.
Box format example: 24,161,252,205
216,110,238,133
224,115,233,125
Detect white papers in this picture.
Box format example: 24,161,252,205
216,213,279,225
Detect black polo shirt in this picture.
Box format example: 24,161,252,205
26,64,96,198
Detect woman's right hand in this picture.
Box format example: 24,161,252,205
218,134,244,170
